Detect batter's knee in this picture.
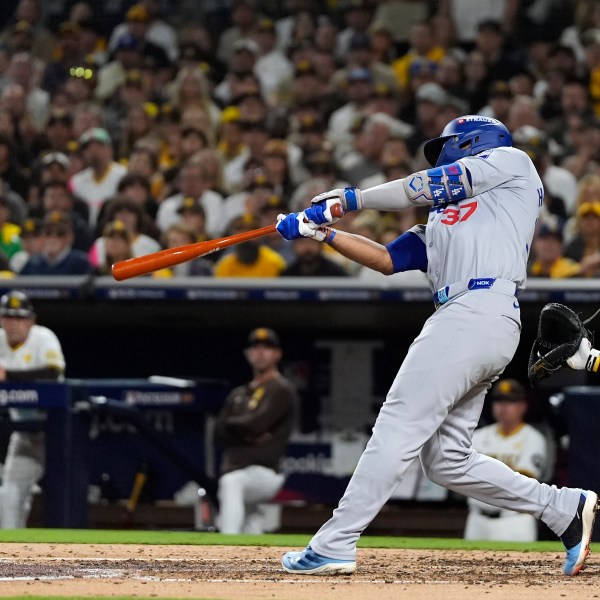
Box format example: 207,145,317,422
421,441,474,485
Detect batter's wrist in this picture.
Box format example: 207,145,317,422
324,228,337,244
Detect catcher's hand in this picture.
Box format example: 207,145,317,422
528,303,591,386
567,337,600,372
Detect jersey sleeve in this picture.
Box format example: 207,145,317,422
385,224,428,273
460,147,531,197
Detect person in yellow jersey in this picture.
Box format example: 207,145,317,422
213,214,286,277
464,379,550,542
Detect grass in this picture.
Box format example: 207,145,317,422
0,528,564,552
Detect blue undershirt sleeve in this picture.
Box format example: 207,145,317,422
385,230,428,273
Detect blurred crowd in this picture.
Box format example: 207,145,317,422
0,0,598,279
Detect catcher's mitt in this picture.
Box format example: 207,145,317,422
528,303,591,387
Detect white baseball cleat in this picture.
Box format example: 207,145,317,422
560,490,599,576
282,545,356,575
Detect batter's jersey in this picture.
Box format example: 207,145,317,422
0,324,66,420
425,146,543,292
471,422,548,480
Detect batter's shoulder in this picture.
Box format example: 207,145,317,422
491,146,532,169
464,146,534,181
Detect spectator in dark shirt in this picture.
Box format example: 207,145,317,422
20,210,93,275
281,236,350,277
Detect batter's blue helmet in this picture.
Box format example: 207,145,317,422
423,115,512,167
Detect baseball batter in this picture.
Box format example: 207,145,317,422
276,115,598,576
464,378,549,542
0,291,65,528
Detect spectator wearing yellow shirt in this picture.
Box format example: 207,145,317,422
214,214,286,277
528,223,582,278
391,21,445,91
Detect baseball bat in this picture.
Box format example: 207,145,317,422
111,204,344,281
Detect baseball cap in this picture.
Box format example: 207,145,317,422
347,67,373,83
179,41,203,62
246,327,280,348
577,201,600,219
41,151,70,169
409,57,437,77
536,221,563,241
115,34,139,51
103,219,131,240
177,196,205,214
21,217,41,237
57,21,81,37
294,59,317,77
233,38,260,56
512,125,548,155
10,21,32,35
490,379,526,402
582,28,600,47
298,114,323,133
126,4,150,22
79,127,112,148
47,110,72,127
42,210,73,233
349,32,373,52
124,69,144,87
260,194,284,212
415,82,448,106
246,169,271,190
374,82,394,98
0,290,34,318
256,17,275,33
488,80,512,100
264,139,288,158
220,106,242,124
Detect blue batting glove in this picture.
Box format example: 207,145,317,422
304,204,328,225
276,213,302,240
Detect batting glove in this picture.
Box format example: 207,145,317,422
567,338,600,371
276,213,336,243
305,187,361,224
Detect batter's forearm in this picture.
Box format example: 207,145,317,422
327,231,394,274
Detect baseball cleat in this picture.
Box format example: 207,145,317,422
282,545,356,575
560,490,599,576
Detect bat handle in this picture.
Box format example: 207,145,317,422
302,202,346,223
330,203,346,219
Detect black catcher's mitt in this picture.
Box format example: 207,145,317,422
528,303,591,386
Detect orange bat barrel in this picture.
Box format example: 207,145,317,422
112,225,276,281
111,203,345,281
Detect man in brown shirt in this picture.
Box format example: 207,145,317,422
215,327,296,534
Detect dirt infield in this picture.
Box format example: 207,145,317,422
0,543,597,599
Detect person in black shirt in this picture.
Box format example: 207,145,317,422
281,236,349,277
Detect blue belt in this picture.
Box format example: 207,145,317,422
433,277,517,308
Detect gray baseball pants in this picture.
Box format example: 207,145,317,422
311,290,583,560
